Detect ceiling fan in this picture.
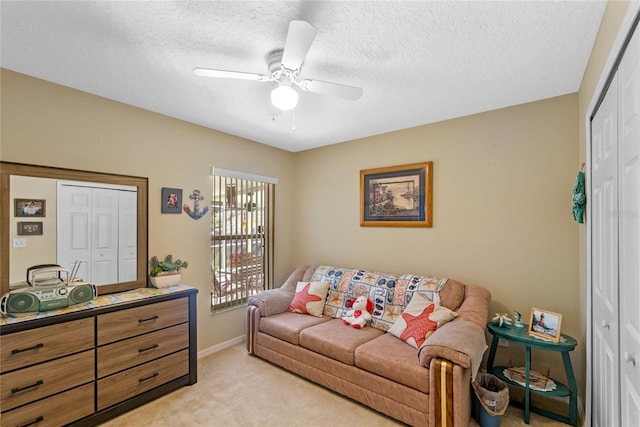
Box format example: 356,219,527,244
193,20,363,111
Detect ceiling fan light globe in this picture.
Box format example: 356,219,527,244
271,85,299,110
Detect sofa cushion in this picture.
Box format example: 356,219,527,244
287,281,330,317
388,293,458,349
299,318,384,365
355,333,430,394
438,278,466,311
312,266,401,332
259,312,331,345
310,265,351,292
395,274,447,306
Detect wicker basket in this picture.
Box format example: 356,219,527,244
507,362,550,389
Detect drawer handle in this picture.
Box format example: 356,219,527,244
138,315,159,323
138,344,160,353
17,416,44,427
138,372,159,383
11,343,44,354
11,379,44,394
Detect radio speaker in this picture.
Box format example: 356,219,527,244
0,283,97,315
1,293,40,313
68,284,97,305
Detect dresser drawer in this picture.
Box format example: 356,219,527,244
1,349,94,412
0,382,94,427
0,318,94,373
97,298,188,345
97,322,189,378
97,349,189,410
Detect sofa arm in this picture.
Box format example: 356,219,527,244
248,288,293,317
418,320,487,379
247,264,317,317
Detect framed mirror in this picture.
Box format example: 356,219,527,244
1,161,148,296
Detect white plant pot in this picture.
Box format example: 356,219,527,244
149,272,181,288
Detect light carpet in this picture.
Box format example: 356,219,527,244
100,343,570,426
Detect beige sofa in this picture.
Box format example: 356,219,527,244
246,265,491,427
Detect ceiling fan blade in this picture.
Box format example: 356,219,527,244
281,20,317,71
193,68,270,81
299,79,363,101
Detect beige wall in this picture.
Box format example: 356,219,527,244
293,94,582,387
1,69,297,351
9,176,57,284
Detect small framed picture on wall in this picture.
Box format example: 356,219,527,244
14,199,46,217
161,188,182,214
18,221,43,235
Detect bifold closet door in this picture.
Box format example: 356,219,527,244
591,21,640,427
591,71,620,427
617,22,640,425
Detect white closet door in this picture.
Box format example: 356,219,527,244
618,24,640,426
591,72,621,427
57,185,91,282
118,190,137,282
91,188,119,285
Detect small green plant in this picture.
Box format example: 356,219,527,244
149,255,189,277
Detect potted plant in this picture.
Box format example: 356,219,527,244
149,255,188,288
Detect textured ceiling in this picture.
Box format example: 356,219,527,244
1,1,606,152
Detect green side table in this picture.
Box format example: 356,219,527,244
486,322,578,426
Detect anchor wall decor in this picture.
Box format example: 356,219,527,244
183,189,209,220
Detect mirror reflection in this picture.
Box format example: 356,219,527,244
10,176,137,288
1,162,148,296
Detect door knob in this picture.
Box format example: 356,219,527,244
624,352,636,367
601,321,610,329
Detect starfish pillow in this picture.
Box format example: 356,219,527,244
389,292,458,349
287,281,330,317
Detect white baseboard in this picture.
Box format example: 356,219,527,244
197,335,245,359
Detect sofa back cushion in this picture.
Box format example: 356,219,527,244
312,266,460,332
312,266,398,331
438,278,466,311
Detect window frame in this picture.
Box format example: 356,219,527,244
210,168,276,312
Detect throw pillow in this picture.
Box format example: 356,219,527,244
315,266,401,331
287,281,330,317
395,274,448,308
388,292,458,349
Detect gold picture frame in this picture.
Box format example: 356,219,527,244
14,198,46,217
360,162,433,227
528,307,563,342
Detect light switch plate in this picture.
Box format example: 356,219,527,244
13,238,27,248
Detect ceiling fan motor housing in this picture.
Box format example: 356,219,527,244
267,49,299,82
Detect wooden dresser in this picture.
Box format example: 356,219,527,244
0,285,197,427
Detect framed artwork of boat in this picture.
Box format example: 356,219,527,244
360,162,433,227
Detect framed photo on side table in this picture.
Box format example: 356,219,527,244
528,307,562,342
360,162,433,227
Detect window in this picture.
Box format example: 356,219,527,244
210,169,276,312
